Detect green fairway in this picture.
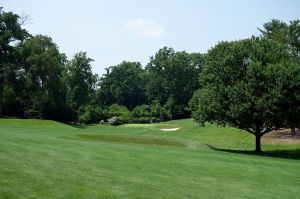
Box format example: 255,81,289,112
0,119,299,199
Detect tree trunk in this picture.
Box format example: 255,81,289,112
255,134,262,153
291,127,296,137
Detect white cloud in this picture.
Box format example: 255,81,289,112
124,18,166,38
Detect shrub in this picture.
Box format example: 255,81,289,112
107,104,132,123
27,109,40,118
108,116,122,126
132,117,160,123
99,120,105,124
150,103,171,121
131,103,171,123
132,105,151,118
78,111,92,124
159,106,171,121
78,105,108,124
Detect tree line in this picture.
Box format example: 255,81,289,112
0,8,204,124
1,8,300,152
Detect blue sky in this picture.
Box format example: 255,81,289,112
2,0,300,75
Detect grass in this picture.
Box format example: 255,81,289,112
0,118,300,198
74,134,185,147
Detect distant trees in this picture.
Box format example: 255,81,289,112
145,47,204,119
190,37,300,152
131,103,170,123
1,8,205,123
97,61,146,109
65,52,98,112
96,48,204,120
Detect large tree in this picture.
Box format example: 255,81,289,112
98,61,146,109
259,19,300,135
145,47,204,119
0,8,28,116
17,35,67,120
65,52,97,111
190,37,300,152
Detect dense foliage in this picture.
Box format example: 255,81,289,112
97,61,146,109
1,8,204,123
0,8,29,117
190,37,300,152
145,47,204,119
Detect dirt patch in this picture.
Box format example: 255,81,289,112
262,128,300,144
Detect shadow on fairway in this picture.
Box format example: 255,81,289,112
207,144,300,160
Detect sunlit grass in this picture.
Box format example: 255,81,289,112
0,118,299,198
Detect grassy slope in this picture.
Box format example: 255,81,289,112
0,118,299,199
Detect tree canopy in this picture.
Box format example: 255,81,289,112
190,37,300,152
97,61,146,110
259,19,300,57
16,35,67,120
0,8,29,116
65,52,97,111
145,47,204,118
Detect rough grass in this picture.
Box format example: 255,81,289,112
0,118,300,199
75,134,185,147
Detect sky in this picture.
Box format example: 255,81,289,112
2,0,300,76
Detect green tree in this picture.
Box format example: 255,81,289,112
17,35,67,120
288,20,300,57
259,19,300,57
190,37,300,152
258,19,289,44
145,47,204,119
65,52,97,112
259,19,300,135
0,8,28,116
98,61,146,109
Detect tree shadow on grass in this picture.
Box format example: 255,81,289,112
206,144,300,160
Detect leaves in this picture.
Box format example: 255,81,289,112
191,37,300,136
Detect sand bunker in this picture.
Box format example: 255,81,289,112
160,128,180,131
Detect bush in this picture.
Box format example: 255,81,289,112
150,103,171,121
107,104,132,123
108,116,122,126
78,111,92,124
77,105,108,124
27,109,40,118
164,97,189,119
159,106,171,121
132,117,160,123
131,103,171,123
99,120,105,124
132,105,151,118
